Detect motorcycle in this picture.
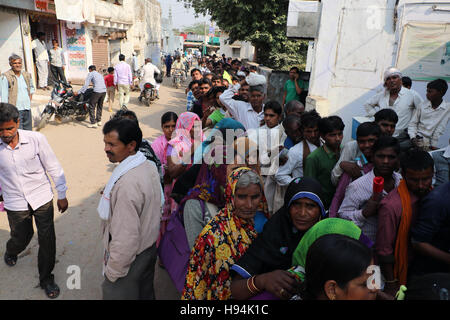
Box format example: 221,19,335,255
172,69,183,89
37,80,93,130
139,82,156,106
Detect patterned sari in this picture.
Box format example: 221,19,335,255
181,167,268,300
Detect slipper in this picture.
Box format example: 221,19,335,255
41,282,60,299
4,252,17,267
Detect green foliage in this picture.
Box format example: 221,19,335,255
180,0,308,70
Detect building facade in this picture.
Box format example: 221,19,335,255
0,0,162,85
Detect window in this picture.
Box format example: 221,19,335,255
232,47,241,57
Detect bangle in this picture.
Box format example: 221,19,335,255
246,277,257,295
247,276,261,295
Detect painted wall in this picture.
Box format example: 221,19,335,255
306,0,450,147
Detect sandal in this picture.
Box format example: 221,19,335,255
4,252,17,267
41,282,60,299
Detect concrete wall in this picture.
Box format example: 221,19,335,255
218,37,255,61
305,0,450,147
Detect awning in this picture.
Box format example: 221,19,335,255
54,0,94,23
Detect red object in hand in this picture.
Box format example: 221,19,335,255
373,176,384,194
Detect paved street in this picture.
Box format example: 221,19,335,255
0,77,185,300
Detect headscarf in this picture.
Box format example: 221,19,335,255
175,145,230,215
289,218,373,282
168,112,204,160
181,167,268,300
231,177,327,277
151,134,169,166
383,67,402,82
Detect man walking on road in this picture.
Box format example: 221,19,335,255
31,32,50,90
114,54,133,109
99,118,162,300
0,103,69,299
76,65,107,128
1,54,35,131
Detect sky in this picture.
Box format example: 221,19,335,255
158,0,212,29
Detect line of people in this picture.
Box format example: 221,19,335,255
0,51,449,301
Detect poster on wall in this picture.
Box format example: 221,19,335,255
397,23,450,81
62,22,87,81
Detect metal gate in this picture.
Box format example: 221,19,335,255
92,36,109,74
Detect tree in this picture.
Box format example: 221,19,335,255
180,0,308,70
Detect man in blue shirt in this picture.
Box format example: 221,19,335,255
76,65,106,128
1,54,35,130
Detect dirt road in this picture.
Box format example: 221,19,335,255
0,78,186,299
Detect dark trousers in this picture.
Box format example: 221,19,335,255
102,244,157,300
50,65,67,84
18,110,32,131
6,200,56,286
88,92,106,124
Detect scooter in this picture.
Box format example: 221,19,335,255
139,83,156,106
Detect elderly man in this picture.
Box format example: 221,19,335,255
1,54,35,130
364,67,423,149
139,58,161,99
31,32,50,90
0,103,68,299
219,78,265,130
99,118,162,300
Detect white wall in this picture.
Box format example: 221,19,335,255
0,9,23,74
307,0,450,147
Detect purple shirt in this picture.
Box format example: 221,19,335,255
329,163,373,218
0,130,67,211
114,61,132,86
376,188,419,259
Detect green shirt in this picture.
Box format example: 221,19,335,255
304,146,339,209
284,79,308,104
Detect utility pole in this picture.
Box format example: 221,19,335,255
203,21,207,56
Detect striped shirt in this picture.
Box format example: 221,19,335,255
338,169,402,242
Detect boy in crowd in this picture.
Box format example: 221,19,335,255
331,121,381,185
329,122,381,217
104,67,115,112
338,136,402,242
408,79,449,151
375,108,398,137
304,116,345,209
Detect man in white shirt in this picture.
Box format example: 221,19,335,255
408,79,449,151
0,104,68,299
364,67,422,149
139,58,161,99
31,32,50,90
219,79,265,130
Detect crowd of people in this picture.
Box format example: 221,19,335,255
0,49,449,301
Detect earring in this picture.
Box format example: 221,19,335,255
330,295,336,301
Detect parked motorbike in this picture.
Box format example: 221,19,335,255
37,80,93,130
139,82,156,106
